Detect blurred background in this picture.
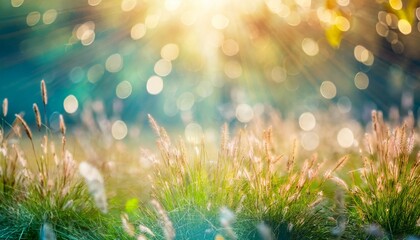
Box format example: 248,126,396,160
1,0,420,144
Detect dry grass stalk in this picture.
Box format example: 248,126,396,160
220,123,229,153
148,115,172,154
331,155,349,173
148,114,162,138
323,155,349,182
61,150,76,189
59,114,66,135
42,135,48,155
41,80,48,106
330,176,349,191
262,127,273,158
139,224,155,237
11,124,22,138
15,114,32,141
61,136,66,155
308,191,324,208
2,98,7,117
286,140,297,173
33,103,42,130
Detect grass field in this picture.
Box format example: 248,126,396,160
0,81,419,239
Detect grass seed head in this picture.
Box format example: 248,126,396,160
121,213,136,237
41,79,48,106
59,114,66,135
364,223,386,238
15,114,32,141
139,224,155,237
2,98,7,117
220,123,229,153
33,103,42,130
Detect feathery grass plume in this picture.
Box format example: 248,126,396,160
330,155,349,174
350,110,420,237
0,142,30,195
61,150,77,187
33,103,42,130
150,199,175,240
40,222,57,240
322,155,349,182
220,123,229,153
59,114,66,135
41,79,48,106
148,114,162,138
364,223,386,238
139,224,155,237
121,213,136,237
308,191,324,209
14,114,32,141
61,135,66,154
330,176,349,191
11,123,22,138
79,161,108,213
286,139,297,173
14,113,39,168
2,98,7,117
148,114,172,153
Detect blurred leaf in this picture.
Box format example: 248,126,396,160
125,198,139,213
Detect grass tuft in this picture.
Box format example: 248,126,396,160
349,111,420,238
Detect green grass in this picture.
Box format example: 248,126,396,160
0,82,419,239
348,111,420,239
0,198,125,239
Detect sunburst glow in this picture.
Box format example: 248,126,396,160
0,0,419,127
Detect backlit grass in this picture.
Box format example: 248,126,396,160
0,81,419,239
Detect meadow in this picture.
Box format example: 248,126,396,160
0,81,418,240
